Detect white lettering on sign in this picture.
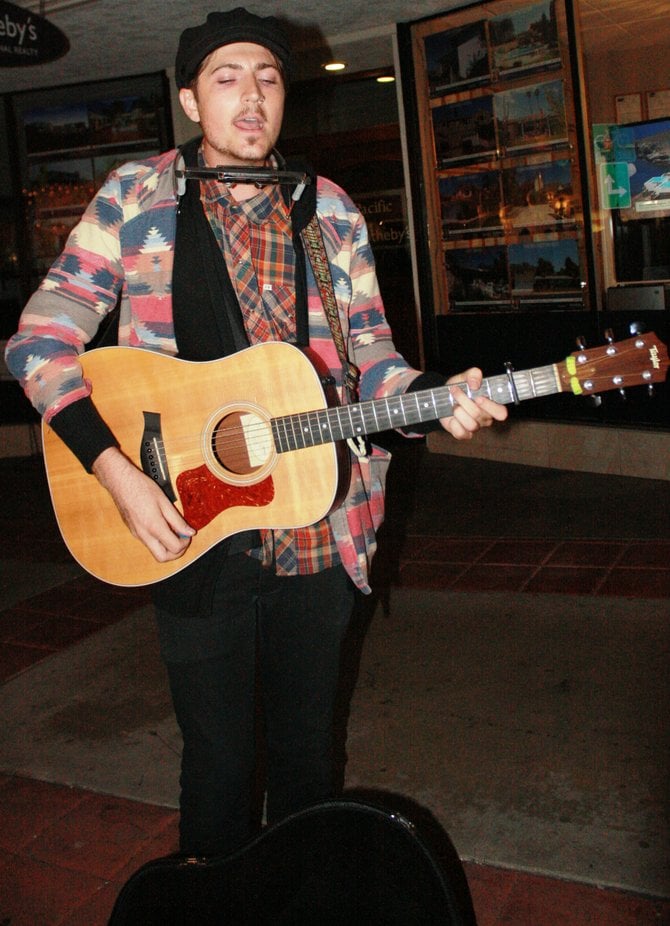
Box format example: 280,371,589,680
369,224,407,246
1,43,37,56
358,198,394,217
0,1,70,66
0,13,37,46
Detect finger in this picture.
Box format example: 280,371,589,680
159,498,196,538
439,412,476,439
152,511,194,556
447,366,482,390
451,384,508,427
143,527,192,562
440,395,496,437
449,383,485,420
453,407,485,434
475,395,509,422
127,503,193,561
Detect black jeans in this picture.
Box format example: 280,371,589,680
156,553,355,856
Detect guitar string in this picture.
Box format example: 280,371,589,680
138,343,655,472
152,385,480,474
143,374,598,468
144,382,469,468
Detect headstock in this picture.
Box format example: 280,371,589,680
557,331,669,397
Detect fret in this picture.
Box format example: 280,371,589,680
287,409,300,450
302,410,320,447
346,404,366,437
386,395,409,428
533,364,561,398
360,401,379,434
326,407,345,442
271,415,289,453
377,399,393,429
282,415,295,451
433,388,455,420
509,370,530,402
510,371,532,401
406,392,420,423
318,410,335,444
290,414,304,449
367,398,381,433
416,391,435,420
513,365,559,402
486,374,512,404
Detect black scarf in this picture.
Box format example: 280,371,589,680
171,136,315,361
152,138,317,618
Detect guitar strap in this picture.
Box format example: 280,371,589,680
301,214,360,405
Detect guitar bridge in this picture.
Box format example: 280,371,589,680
140,411,176,502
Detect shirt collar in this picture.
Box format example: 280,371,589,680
198,147,289,224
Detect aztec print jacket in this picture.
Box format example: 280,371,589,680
5,148,423,593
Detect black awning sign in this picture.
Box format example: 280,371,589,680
0,0,70,67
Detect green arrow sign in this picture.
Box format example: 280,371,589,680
600,162,631,209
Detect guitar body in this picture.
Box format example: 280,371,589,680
43,342,341,586
107,800,477,925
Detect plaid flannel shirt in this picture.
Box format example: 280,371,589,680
200,170,337,574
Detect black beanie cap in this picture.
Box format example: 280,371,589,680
175,7,291,89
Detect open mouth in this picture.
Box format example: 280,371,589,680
236,112,265,131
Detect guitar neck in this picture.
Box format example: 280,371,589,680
272,361,561,452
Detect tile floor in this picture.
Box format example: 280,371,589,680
396,536,670,598
1,775,668,925
1,453,669,924
2,536,669,685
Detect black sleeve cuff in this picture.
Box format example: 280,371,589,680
48,396,119,473
401,371,448,435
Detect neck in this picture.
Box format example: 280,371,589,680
202,143,272,202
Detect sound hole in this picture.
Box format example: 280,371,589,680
211,411,272,476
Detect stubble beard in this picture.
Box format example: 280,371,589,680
203,135,272,167
203,107,279,167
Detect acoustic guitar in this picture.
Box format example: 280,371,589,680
42,332,668,586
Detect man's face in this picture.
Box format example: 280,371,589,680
179,42,285,167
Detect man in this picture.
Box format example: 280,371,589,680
5,8,507,856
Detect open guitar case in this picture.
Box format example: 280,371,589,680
107,799,478,925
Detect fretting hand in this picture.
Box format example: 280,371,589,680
439,367,508,439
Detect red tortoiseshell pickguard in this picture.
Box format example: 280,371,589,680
176,465,275,530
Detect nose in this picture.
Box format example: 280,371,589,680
242,76,264,103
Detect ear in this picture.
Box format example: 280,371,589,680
179,87,201,124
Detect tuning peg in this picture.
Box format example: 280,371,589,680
619,388,627,400
604,328,614,343
589,395,602,407
648,384,655,397
576,335,587,349
629,321,647,335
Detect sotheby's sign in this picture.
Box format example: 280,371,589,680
0,0,69,67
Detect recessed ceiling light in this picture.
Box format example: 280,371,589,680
377,75,395,83
323,61,346,72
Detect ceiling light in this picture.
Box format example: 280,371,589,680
323,61,346,72
377,75,395,83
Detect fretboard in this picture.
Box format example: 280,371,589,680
271,362,561,453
